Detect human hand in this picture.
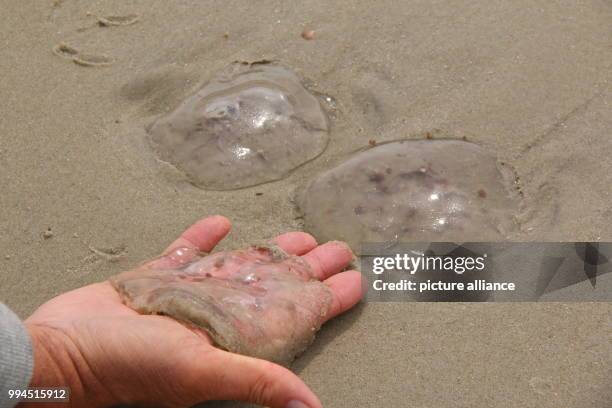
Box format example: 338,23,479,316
24,216,363,408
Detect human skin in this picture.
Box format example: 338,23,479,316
23,215,364,408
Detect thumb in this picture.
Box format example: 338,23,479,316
191,348,322,408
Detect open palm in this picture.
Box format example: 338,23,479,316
25,216,363,408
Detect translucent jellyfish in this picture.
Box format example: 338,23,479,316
298,140,519,249
110,244,332,365
148,62,329,190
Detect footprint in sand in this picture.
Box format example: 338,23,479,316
52,42,114,67
529,376,554,396
97,14,140,27
51,13,140,67
73,53,114,67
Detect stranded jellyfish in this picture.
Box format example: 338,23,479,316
110,244,332,365
148,62,329,190
298,140,519,249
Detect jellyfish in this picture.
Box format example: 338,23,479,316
148,61,329,190
110,244,333,366
297,139,519,250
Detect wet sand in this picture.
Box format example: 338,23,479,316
1,1,611,407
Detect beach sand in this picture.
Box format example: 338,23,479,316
1,1,611,407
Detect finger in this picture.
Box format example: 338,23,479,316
163,215,231,255
193,349,322,408
301,241,354,280
272,232,318,255
146,216,231,270
323,270,365,321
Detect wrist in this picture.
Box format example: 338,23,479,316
23,324,112,408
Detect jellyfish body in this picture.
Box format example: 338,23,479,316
148,62,329,190
298,140,519,249
110,244,333,365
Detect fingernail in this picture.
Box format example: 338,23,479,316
286,400,310,408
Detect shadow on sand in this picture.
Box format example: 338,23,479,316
195,302,365,408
